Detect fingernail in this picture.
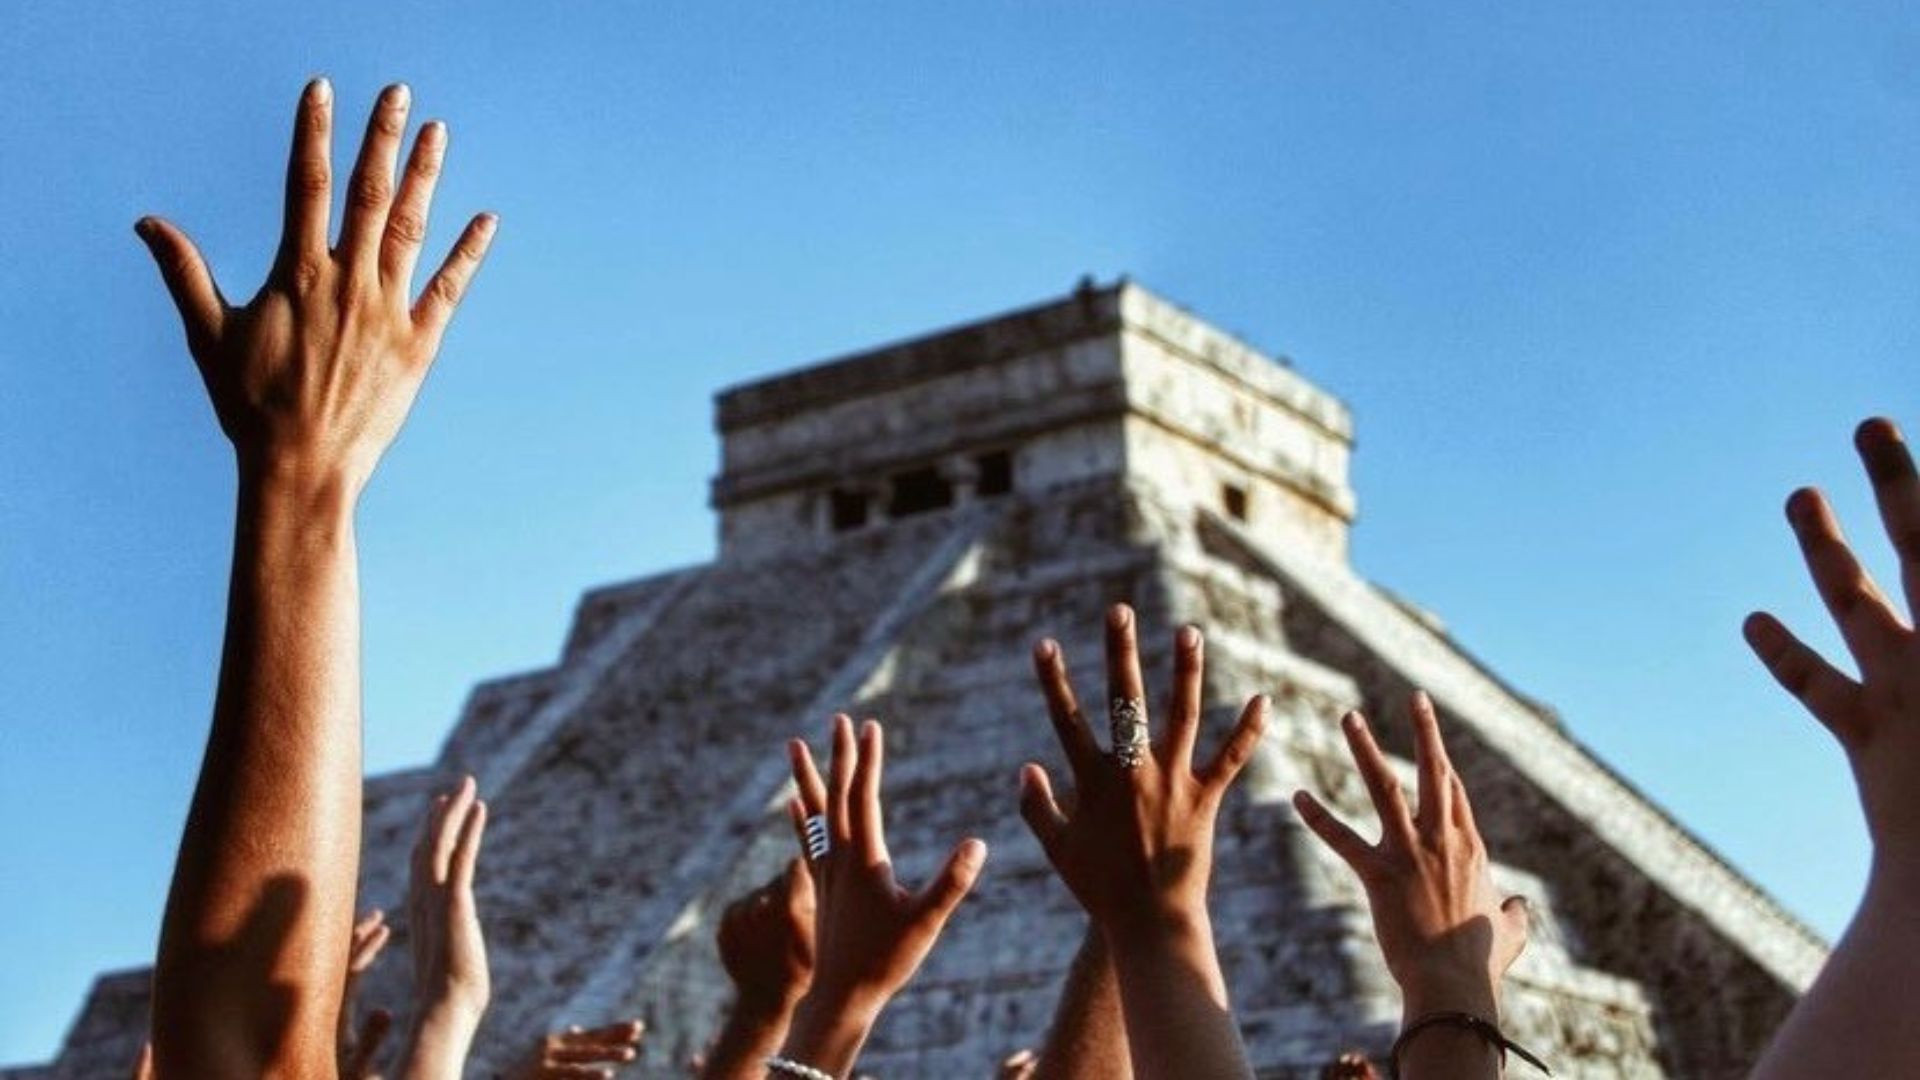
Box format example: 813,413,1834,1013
1785,488,1817,525
1034,639,1057,661
1109,603,1132,629
132,217,153,239
307,76,332,103
387,82,411,108
1178,625,1201,650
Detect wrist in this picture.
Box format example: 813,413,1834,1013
792,977,887,1025
778,984,886,1077
733,983,809,1023
413,992,488,1035
1098,902,1213,949
1399,970,1501,1025
237,450,361,514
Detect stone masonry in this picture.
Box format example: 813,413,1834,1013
6,280,1826,1079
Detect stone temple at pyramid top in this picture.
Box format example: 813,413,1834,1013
711,278,1356,561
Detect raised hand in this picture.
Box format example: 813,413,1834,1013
504,1020,646,1080
1292,693,1531,1079
1020,606,1266,1080
398,776,490,1080
340,908,395,1080
699,863,815,1079
144,80,490,1080
775,715,988,1077
1745,418,1920,1079
136,78,495,499
1293,694,1527,1017
1745,418,1920,879
719,860,816,1011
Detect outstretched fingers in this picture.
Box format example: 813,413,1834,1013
1856,418,1920,617
546,1019,645,1065
449,795,488,894
852,719,892,867
380,120,447,290
1786,487,1902,669
279,78,334,265
413,212,498,350
134,218,225,351
348,909,390,973
1032,639,1100,780
827,715,856,849
1342,711,1417,851
1105,603,1148,722
337,83,410,265
1408,691,1455,833
1744,611,1867,744
434,775,479,883
1164,625,1205,771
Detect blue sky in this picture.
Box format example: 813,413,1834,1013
2,1,1917,1063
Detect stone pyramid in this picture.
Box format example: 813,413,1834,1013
9,281,1824,1080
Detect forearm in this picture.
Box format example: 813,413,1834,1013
153,468,365,1073
774,986,883,1079
702,995,801,1080
397,1006,483,1080
1034,929,1131,1080
1751,871,1920,1079
1105,914,1251,1080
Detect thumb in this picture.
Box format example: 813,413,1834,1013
1017,764,1067,857
1498,894,1532,961
911,838,988,929
134,217,225,349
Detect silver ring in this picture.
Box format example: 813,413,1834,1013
803,814,830,860
1109,697,1148,769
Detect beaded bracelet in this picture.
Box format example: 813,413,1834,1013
1389,1011,1551,1078
765,1055,837,1080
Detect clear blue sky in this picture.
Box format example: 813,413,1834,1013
2,1,1916,1063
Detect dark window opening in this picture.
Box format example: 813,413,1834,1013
975,450,1014,497
830,489,870,532
888,466,954,517
1222,483,1249,522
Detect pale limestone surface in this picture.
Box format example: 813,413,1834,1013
8,281,1822,1079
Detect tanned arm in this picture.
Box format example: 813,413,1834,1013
139,78,494,1077
1030,928,1131,1080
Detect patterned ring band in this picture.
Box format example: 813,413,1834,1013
1109,696,1148,769
803,813,831,860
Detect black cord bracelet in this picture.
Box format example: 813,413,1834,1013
1389,1011,1551,1078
